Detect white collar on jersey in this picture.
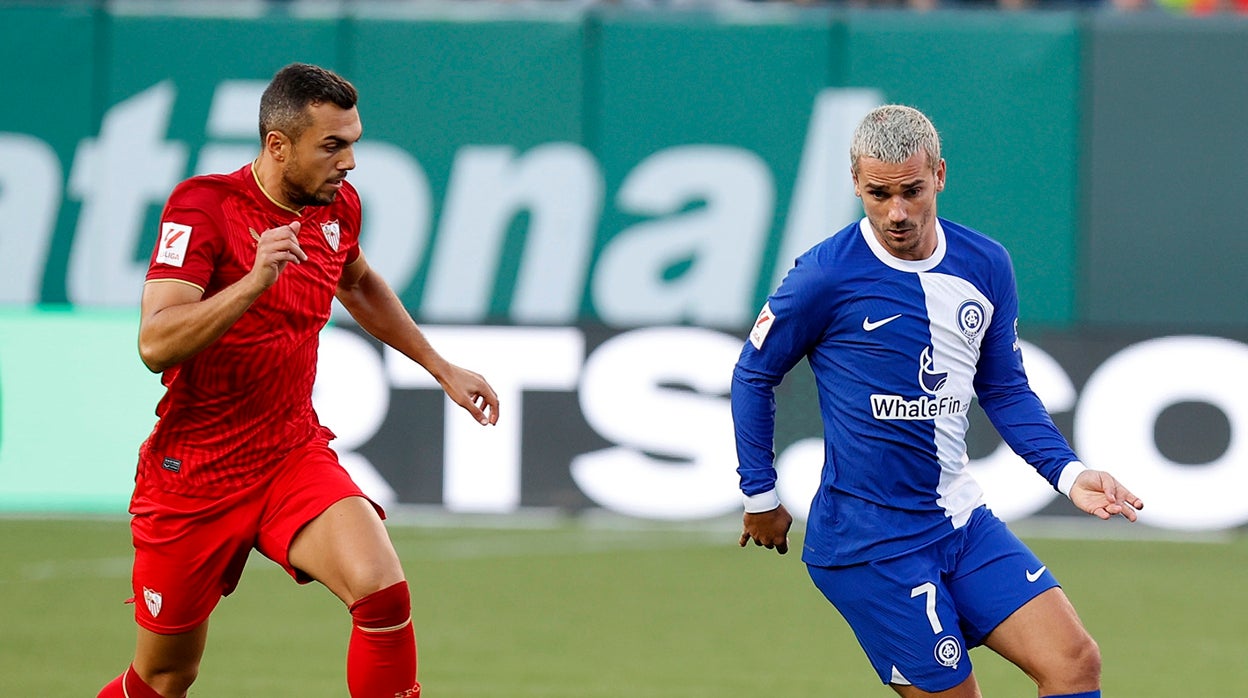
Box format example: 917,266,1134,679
858,217,947,273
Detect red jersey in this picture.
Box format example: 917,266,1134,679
138,163,362,496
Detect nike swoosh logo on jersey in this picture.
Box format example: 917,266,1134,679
862,314,902,331
1026,566,1048,583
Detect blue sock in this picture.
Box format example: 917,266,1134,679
1047,692,1100,698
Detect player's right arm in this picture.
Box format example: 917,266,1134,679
138,220,307,373
732,251,834,555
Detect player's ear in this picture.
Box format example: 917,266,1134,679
851,168,862,198
263,130,290,162
934,158,946,193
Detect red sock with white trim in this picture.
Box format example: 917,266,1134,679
97,665,164,698
347,580,420,698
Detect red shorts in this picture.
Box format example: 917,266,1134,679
128,440,384,634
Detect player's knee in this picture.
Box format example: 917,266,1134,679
1037,633,1100,690
349,579,412,630
141,662,201,698
1069,635,1102,683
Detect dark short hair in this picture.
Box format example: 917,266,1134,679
258,63,358,142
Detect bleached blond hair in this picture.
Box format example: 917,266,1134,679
849,105,942,175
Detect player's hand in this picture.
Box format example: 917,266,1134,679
249,221,308,289
1069,469,1143,522
439,364,500,426
740,504,793,555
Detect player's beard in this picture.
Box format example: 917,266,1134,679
281,157,341,207
283,174,339,207
869,212,935,260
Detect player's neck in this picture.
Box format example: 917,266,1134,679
251,158,304,215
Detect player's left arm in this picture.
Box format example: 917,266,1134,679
975,249,1141,521
335,252,499,426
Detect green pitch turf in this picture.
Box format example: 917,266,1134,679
1,515,1244,696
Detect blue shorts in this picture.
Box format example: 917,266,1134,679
807,506,1058,692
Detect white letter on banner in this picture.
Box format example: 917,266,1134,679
424,144,602,324
0,134,62,304
1076,335,1248,531
386,326,584,513
571,327,741,520
594,146,773,328
67,82,188,306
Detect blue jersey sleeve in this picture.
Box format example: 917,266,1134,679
732,251,836,498
973,255,1078,490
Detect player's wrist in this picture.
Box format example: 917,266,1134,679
1057,461,1088,497
743,489,781,514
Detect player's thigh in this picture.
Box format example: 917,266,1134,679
258,441,401,604
981,587,1098,683
287,496,404,604
808,555,971,693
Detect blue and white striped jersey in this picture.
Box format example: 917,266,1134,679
731,217,1080,567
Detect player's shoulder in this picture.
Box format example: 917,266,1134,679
166,167,249,212
798,220,865,266
940,218,1011,265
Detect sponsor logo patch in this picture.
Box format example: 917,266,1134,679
862,313,902,332
918,346,948,395
155,222,192,267
870,347,968,421
161,457,182,473
749,302,774,350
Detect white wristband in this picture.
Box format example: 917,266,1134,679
1056,461,1088,497
743,489,781,514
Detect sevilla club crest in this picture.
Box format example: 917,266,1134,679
321,220,341,251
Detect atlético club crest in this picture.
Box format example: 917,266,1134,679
321,220,341,251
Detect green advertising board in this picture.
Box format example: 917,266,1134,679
1,3,1082,328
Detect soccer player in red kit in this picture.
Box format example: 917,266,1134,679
97,63,498,698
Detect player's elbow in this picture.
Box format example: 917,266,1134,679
137,337,173,373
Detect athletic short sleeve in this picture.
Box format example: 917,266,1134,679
146,205,225,291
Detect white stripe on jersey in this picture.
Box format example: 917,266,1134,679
919,272,992,527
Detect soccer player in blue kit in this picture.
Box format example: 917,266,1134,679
732,105,1143,698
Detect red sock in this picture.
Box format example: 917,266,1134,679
98,665,164,698
347,580,419,698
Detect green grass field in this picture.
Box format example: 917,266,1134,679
1,515,1244,697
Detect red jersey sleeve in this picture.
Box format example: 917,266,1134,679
147,183,228,291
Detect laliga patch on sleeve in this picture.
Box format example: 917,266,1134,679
749,302,775,349
155,222,192,267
